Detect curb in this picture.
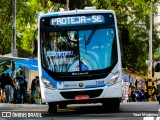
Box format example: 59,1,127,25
0,103,48,108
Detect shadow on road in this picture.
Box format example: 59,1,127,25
43,104,121,117
42,102,160,118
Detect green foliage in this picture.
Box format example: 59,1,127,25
0,0,160,76
0,61,11,73
0,0,53,57
94,0,160,76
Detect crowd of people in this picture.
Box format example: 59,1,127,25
128,82,157,102
0,70,40,104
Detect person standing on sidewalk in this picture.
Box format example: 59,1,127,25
0,73,6,103
16,71,27,104
152,82,157,101
12,78,19,104
5,73,14,103
31,76,39,103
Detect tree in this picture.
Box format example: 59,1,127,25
93,0,160,76
0,0,54,57
50,0,93,10
0,0,160,76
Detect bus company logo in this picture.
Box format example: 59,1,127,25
64,84,77,87
79,83,83,87
2,112,11,117
47,51,73,57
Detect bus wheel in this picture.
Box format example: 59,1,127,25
48,102,57,113
102,98,120,112
59,103,67,109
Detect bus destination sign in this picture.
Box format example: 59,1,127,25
50,15,105,26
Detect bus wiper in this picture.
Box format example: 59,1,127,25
83,34,87,54
85,28,96,45
84,28,96,54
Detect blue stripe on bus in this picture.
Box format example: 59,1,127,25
85,84,106,88
42,68,57,87
40,14,59,18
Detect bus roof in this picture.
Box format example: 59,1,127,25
40,9,115,18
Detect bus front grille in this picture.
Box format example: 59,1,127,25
60,89,103,99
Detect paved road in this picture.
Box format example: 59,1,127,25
0,102,159,120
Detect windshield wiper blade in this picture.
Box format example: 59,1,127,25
83,34,87,54
84,28,96,54
85,28,96,45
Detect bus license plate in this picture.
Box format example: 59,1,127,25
75,95,89,100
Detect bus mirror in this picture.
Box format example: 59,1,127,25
155,63,160,72
32,40,37,56
32,28,38,56
51,0,65,4
121,28,129,45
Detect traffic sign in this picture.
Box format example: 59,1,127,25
146,60,153,64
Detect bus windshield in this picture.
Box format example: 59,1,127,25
41,28,117,73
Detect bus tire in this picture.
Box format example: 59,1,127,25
59,103,67,109
102,98,120,112
48,102,57,113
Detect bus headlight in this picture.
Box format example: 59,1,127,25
42,77,55,89
108,72,120,86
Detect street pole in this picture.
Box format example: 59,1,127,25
149,2,153,79
11,0,17,78
66,0,69,11
11,0,18,57
147,2,153,102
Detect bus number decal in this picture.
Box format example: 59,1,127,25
96,80,104,85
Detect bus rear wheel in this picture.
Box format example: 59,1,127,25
48,102,57,113
102,98,120,112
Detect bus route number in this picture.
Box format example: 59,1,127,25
50,15,104,26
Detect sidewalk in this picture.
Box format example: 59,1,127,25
0,103,47,108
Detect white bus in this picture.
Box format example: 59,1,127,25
38,7,124,113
